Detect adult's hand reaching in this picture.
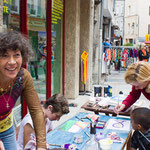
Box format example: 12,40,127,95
114,104,126,114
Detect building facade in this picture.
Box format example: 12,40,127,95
124,0,150,45
113,0,125,45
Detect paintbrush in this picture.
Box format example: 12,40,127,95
84,131,90,137
48,143,61,147
117,92,120,119
75,116,84,122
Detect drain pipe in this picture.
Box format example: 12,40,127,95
98,0,104,84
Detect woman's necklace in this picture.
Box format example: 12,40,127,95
2,86,13,109
0,81,13,95
0,78,16,109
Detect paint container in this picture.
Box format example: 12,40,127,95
96,132,104,141
99,138,112,150
107,85,112,97
61,144,78,150
104,86,108,97
74,134,83,144
94,86,102,97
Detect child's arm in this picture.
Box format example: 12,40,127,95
23,123,35,148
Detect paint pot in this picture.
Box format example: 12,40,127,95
61,143,78,150
108,85,112,97
94,86,102,97
99,138,112,150
96,132,104,141
74,134,83,144
104,86,108,97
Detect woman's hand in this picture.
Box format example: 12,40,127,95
114,104,126,114
0,140,5,150
37,148,46,150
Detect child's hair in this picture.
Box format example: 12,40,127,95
131,107,150,130
43,93,69,115
0,31,32,63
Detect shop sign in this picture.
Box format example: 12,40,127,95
3,0,11,14
52,0,63,24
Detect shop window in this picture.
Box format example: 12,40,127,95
37,0,41,17
10,0,19,13
27,0,47,100
51,0,64,95
27,0,38,16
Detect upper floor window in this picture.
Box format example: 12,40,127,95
131,23,135,34
10,0,19,14
128,23,130,34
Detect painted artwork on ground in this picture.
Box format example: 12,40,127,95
58,120,89,133
106,118,130,131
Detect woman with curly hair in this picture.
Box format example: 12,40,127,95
0,31,46,150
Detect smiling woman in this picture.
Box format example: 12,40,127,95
0,31,46,150
0,49,22,82
114,61,150,113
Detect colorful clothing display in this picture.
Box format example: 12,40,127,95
104,47,138,69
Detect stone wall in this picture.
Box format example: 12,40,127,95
64,0,80,99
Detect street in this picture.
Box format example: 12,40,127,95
53,68,150,129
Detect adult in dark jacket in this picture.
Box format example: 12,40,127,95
138,45,149,62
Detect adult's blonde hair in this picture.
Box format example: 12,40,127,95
124,61,150,93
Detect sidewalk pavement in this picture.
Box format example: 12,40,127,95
53,69,149,129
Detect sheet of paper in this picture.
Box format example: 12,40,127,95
68,124,81,132
58,120,89,133
106,118,130,131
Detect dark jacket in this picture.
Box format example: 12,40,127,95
131,130,150,150
138,49,149,61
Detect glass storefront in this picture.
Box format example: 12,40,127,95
2,0,64,119
52,0,64,95
27,0,47,100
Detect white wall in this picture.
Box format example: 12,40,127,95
124,0,150,44
138,0,150,39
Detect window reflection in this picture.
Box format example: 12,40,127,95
27,0,46,100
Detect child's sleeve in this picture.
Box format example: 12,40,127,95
131,131,138,149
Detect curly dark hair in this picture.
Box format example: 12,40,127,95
43,93,69,115
0,31,33,63
131,107,150,130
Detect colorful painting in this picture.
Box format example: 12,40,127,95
58,120,89,133
106,119,130,131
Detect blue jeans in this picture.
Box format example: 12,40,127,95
0,125,17,150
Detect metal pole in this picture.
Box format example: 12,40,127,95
98,0,104,84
